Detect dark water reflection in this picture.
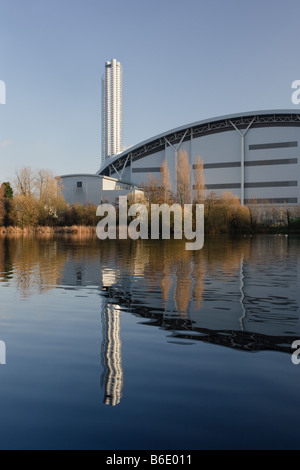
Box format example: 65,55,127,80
0,234,300,449
1,235,298,347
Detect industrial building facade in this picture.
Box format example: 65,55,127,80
97,110,300,205
59,174,135,205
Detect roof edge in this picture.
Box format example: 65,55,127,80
97,109,300,174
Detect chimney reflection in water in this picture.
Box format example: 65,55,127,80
100,303,123,406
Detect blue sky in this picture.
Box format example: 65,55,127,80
0,0,299,181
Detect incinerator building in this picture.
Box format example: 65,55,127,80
96,109,300,205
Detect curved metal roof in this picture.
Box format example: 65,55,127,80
97,109,300,176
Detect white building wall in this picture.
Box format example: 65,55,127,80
111,125,300,204
131,149,166,187
61,175,103,205
102,178,116,190
60,174,135,205
243,126,300,203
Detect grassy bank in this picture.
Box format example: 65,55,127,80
0,225,97,235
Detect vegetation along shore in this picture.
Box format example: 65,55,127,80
1,163,300,236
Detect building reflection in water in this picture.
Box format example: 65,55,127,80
239,254,246,331
100,303,123,407
1,235,300,406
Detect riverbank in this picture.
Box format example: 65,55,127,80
1,224,300,237
0,225,96,235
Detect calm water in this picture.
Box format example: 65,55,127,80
0,234,300,449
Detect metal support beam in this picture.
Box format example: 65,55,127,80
120,154,130,178
190,128,193,198
111,163,121,179
230,118,255,206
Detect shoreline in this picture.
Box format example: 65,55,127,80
0,225,97,236
0,225,299,238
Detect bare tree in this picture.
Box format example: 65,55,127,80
220,190,240,207
12,167,66,226
160,160,172,203
193,156,206,204
12,194,39,228
176,150,191,204
141,174,162,204
14,167,35,197
35,169,65,208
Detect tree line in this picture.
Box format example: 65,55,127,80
0,167,98,228
1,158,299,233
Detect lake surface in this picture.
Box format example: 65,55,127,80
0,234,300,450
